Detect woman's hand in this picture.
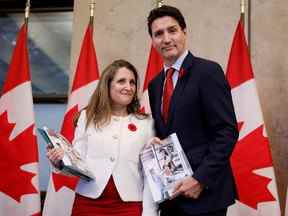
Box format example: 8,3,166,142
46,145,64,167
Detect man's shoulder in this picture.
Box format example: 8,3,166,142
148,70,164,89
181,51,221,72
188,54,223,75
192,55,221,68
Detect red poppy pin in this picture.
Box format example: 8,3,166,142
128,123,137,132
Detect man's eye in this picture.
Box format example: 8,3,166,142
153,31,162,37
169,28,177,33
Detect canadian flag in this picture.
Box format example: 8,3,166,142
140,45,163,113
0,23,41,215
226,19,281,216
43,22,99,215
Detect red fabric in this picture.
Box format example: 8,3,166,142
226,20,253,89
162,68,175,123
71,177,142,216
70,24,100,92
0,23,41,214
1,23,30,94
48,23,100,195
143,45,163,91
226,19,279,211
140,45,163,114
43,22,100,216
61,23,100,144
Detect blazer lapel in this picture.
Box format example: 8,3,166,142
166,52,194,130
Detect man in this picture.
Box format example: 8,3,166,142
147,5,239,216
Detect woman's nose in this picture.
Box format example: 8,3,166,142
124,82,133,90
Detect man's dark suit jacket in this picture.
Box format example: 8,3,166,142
148,52,239,215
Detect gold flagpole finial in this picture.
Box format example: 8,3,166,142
25,0,30,22
90,0,95,17
157,0,164,8
89,0,95,24
240,0,245,15
240,0,245,26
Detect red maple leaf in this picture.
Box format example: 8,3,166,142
0,111,39,202
231,124,275,209
52,173,78,192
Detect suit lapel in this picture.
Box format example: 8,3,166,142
153,70,167,131
166,52,194,129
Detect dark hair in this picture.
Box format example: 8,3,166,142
147,5,187,37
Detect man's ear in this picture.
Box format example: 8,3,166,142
183,28,187,34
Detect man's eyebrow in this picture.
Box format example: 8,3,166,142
167,25,178,29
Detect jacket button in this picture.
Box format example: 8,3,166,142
110,157,115,162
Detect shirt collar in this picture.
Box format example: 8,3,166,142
164,50,189,73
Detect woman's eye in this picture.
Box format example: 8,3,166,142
117,79,125,83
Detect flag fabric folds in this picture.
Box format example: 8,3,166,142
43,23,100,216
0,23,41,216
140,45,163,114
226,19,281,216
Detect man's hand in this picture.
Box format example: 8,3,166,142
144,137,164,148
171,176,204,199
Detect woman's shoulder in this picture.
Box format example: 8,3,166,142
132,112,153,121
131,113,154,128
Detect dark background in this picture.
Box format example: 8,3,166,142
0,0,73,12
0,0,74,103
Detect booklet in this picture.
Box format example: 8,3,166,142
38,126,95,182
140,133,193,203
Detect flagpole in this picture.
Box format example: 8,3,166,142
240,0,245,26
24,0,30,24
156,0,164,8
247,0,251,49
240,0,251,51
89,0,95,25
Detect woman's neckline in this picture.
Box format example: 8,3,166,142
111,113,132,119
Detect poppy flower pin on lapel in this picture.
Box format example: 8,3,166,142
128,123,137,132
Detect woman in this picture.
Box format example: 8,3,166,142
47,59,158,216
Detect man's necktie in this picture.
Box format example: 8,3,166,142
162,68,175,123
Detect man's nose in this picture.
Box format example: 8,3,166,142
163,32,171,43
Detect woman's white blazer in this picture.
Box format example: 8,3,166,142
73,111,157,216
